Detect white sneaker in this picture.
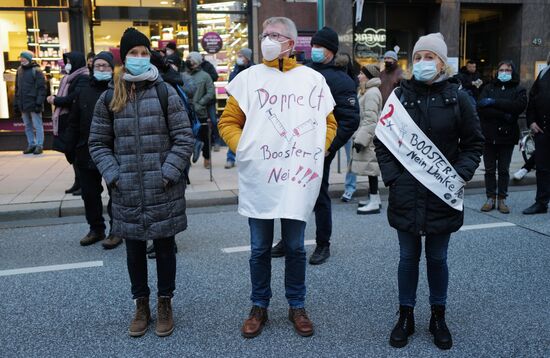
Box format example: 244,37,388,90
513,168,528,180
341,191,353,202
357,194,381,214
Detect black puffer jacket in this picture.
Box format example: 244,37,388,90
89,77,194,240
478,77,527,145
374,78,484,235
53,52,89,108
14,62,46,113
308,60,360,153
526,68,550,131
65,76,109,169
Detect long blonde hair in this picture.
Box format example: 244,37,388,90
110,66,129,113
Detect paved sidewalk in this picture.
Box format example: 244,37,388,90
0,146,535,221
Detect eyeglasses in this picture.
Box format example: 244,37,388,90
259,32,291,42
93,64,111,70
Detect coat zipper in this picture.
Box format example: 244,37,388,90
133,94,147,229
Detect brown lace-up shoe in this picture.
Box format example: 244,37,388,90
156,296,175,337
129,297,151,337
102,234,122,250
241,306,268,338
497,199,510,214
79,231,105,246
288,308,314,337
480,197,496,212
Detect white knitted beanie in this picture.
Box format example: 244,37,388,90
412,33,448,65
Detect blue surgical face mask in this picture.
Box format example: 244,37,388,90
413,60,438,82
311,47,326,63
498,72,512,82
93,71,112,82
125,56,151,76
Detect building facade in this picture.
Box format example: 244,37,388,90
1,0,549,149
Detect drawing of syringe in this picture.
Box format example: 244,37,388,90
293,118,318,137
266,109,293,142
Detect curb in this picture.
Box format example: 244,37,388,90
0,176,537,222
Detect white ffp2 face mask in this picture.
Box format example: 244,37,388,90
261,37,292,61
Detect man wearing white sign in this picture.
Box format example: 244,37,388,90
374,33,483,350
218,17,337,339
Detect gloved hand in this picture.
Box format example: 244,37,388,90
478,98,496,107
353,142,365,153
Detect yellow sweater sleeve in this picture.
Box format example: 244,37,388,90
218,96,246,153
325,111,338,151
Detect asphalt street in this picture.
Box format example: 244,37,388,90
0,186,548,357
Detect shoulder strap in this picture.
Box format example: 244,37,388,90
155,81,169,123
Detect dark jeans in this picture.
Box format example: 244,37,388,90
79,167,112,234
483,143,515,198
535,133,550,206
523,150,536,171
368,175,379,194
198,123,211,160
73,164,81,188
207,102,221,145
249,218,307,308
125,237,176,299
397,231,451,307
314,151,336,246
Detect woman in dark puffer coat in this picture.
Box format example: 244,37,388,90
374,33,484,350
89,28,194,338
478,60,527,214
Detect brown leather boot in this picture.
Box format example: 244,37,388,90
102,234,122,250
129,297,151,337
156,296,174,337
498,199,510,214
288,308,314,337
80,231,105,246
480,197,496,212
241,306,268,338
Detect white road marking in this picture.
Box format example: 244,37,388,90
221,222,517,253
222,240,317,253
0,261,104,277
459,222,516,231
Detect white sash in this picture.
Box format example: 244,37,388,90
375,90,465,211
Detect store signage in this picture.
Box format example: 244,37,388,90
354,28,386,48
201,32,223,54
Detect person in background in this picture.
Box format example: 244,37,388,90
478,60,527,214
14,50,46,155
200,55,221,152
380,50,403,105
352,64,382,215
187,51,216,169
86,52,96,72
513,151,535,180
165,53,197,99
64,51,120,249
335,53,358,202
272,26,359,265
523,51,550,215
218,16,337,339
47,52,89,196
89,28,194,338
164,42,178,58
225,48,254,169
375,33,484,350
455,60,483,100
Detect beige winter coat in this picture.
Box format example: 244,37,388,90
351,78,382,176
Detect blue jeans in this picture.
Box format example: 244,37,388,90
227,149,236,163
397,231,451,307
21,112,44,146
248,218,307,308
344,140,356,194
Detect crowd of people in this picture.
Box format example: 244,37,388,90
11,14,550,349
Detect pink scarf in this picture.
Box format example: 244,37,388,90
52,66,89,135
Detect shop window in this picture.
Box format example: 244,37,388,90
0,0,68,6
95,0,185,7
196,0,247,12
1,9,70,121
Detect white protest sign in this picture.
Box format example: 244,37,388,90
375,91,465,211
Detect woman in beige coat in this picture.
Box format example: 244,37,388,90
351,64,382,214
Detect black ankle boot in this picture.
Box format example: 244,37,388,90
429,305,453,350
389,305,415,348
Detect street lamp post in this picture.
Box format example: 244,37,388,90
317,0,324,29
